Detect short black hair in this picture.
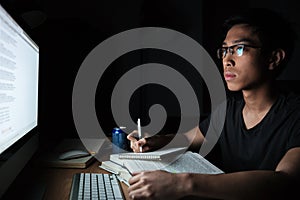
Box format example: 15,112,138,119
222,8,297,75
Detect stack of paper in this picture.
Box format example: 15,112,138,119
99,147,224,185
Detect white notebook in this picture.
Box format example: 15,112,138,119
109,150,224,175
117,147,187,161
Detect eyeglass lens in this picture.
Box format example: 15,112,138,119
218,45,244,59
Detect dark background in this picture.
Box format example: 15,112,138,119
1,0,300,146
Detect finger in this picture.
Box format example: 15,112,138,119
136,140,146,153
128,172,142,185
133,141,146,153
128,187,146,200
130,140,137,151
137,138,147,146
127,130,138,137
131,171,141,176
136,143,143,153
131,142,140,153
127,135,138,142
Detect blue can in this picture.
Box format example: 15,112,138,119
112,127,128,153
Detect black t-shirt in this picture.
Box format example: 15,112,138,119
200,92,300,173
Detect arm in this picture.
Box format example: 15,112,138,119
185,147,300,199
127,126,205,152
128,147,300,200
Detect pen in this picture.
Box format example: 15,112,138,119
137,118,142,152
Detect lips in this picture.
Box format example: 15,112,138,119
224,71,236,81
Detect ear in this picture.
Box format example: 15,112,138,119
268,49,286,71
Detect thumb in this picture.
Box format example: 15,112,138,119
127,130,138,141
137,138,147,146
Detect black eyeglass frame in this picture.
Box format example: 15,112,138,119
217,44,261,59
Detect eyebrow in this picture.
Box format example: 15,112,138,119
222,38,256,46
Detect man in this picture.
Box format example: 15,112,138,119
127,8,300,199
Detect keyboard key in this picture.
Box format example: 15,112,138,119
69,173,124,200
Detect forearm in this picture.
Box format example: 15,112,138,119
160,129,202,150
162,126,203,151
180,170,294,200
143,126,203,152
183,126,204,151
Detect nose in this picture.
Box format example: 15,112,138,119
223,55,234,69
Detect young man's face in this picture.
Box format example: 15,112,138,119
221,24,269,91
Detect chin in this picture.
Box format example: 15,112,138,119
226,83,241,92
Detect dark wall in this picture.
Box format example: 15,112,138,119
1,0,204,143
1,0,300,144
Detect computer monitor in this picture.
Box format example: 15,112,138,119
0,4,39,197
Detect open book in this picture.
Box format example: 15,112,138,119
101,149,223,185
107,149,224,175
117,147,187,161
99,160,132,186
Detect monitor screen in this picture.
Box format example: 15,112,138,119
0,5,39,154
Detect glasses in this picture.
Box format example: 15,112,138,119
217,44,261,59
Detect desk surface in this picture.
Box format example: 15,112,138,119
2,145,131,200
3,144,212,200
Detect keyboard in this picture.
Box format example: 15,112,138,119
69,173,125,200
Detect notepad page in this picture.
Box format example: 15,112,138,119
118,147,187,160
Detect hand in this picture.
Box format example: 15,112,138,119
128,170,184,200
127,131,174,153
127,130,147,152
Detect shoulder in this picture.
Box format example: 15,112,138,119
285,92,300,104
279,92,300,110
274,92,300,120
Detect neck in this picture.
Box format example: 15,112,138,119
241,82,279,129
242,81,279,113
